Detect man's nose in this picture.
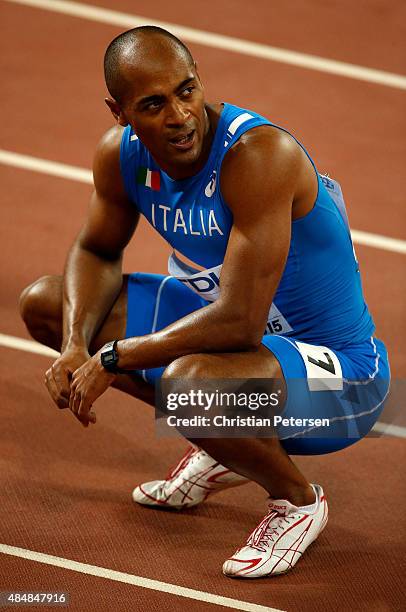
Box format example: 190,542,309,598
166,100,190,125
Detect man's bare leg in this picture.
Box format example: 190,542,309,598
19,274,155,406
162,352,316,507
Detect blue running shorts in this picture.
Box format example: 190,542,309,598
125,272,390,456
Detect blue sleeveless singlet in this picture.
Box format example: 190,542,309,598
120,103,375,350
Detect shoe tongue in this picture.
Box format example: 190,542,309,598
268,498,297,516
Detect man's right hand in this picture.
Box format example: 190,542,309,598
45,347,90,409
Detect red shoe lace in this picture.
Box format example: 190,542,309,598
165,446,198,480
247,511,295,552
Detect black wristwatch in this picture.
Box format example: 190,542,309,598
100,340,123,373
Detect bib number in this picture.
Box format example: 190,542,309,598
296,340,343,391
264,304,293,335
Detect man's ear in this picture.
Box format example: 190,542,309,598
105,97,128,126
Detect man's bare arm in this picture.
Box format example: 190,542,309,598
45,125,139,408
116,127,311,370
63,125,139,352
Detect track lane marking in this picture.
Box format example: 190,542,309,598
0,149,93,184
350,230,406,255
1,333,405,438
372,422,406,438
0,544,282,612
1,148,405,254
0,333,59,357
3,0,406,90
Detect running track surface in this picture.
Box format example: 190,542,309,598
0,1,405,611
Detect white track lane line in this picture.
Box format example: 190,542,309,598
371,422,406,439
0,544,282,612
0,333,59,357
4,0,406,90
350,230,406,255
1,332,405,438
0,149,93,184
1,148,405,255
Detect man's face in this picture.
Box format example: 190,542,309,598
119,51,209,178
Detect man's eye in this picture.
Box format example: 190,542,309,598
182,86,195,96
145,101,162,111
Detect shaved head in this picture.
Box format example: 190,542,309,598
104,26,195,104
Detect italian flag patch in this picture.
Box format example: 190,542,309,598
137,167,161,191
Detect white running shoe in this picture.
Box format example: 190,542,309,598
132,446,248,509
223,484,328,578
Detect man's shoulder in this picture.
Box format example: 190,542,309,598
93,125,128,201
207,102,299,174
95,124,125,160
219,119,317,218
224,124,302,176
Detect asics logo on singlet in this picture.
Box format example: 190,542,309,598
205,171,217,198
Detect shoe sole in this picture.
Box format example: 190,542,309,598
132,478,248,510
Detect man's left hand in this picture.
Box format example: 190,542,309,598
69,352,116,427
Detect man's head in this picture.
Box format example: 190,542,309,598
104,26,210,177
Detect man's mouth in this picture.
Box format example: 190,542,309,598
168,130,195,150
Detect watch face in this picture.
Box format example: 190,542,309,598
101,343,118,371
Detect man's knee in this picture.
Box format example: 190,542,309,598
19,275,62,345
162,354,211,380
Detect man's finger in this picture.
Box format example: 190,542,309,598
69,391,88,427
78,394,91,422
69,380,76,411
51,367,70,408
52,364,71,400
76,396,91,428
57,396,69,409
45,368,69,409
70,387,81,415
